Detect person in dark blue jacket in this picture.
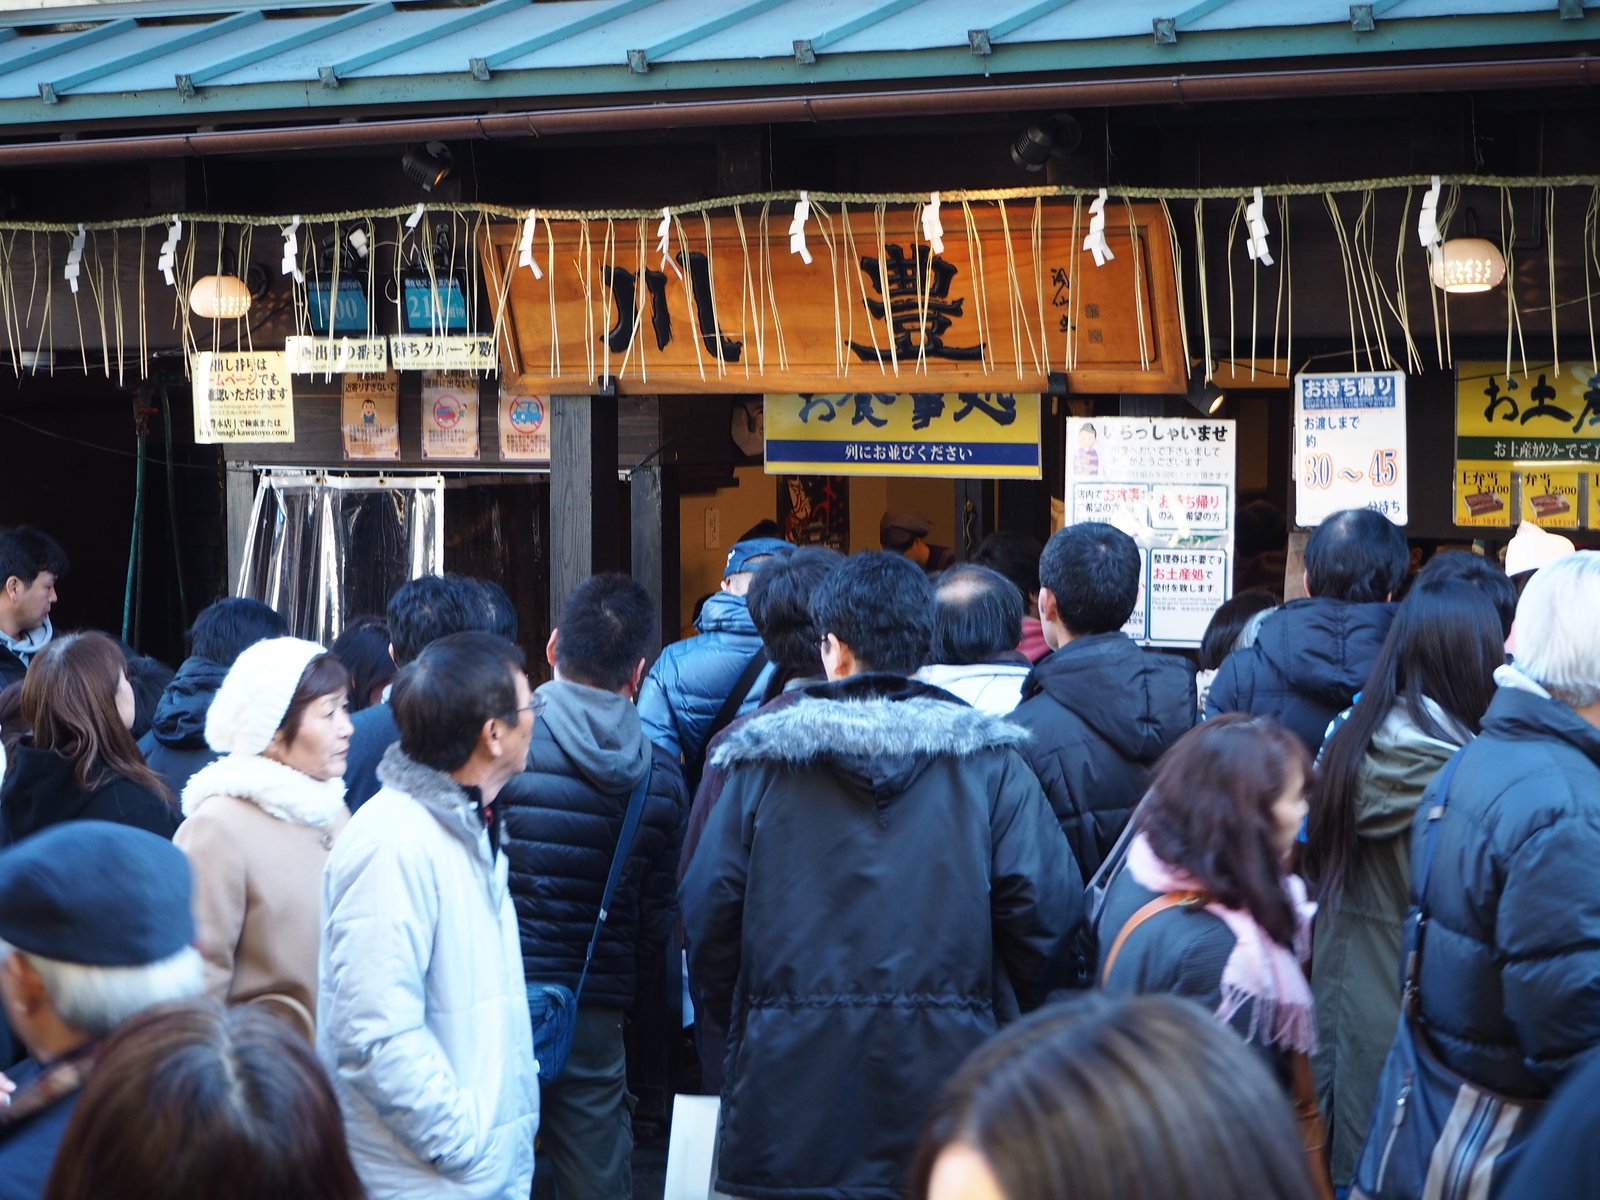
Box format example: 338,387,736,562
498,574,686,1200
341,575,488,811
638,537,793,784
1205,508,1407,752
0,822,204,1200
138,597,287,799
1410,551,1600,1104
1010,522,1194,883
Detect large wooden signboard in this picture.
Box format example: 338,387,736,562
481,200,1185,396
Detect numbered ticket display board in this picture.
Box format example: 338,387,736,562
1293,371,1408,526
1065,416,1236,648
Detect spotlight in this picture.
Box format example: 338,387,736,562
402,142,454,192
1010,114,1082,172
1185,374,1226,416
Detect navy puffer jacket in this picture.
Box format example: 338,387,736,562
1413,670,1600,1099
137,656,229,799
638,591,771,768
1204,596,1395,752
499,680,687,1011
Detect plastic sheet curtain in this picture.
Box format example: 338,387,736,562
237,471,444,645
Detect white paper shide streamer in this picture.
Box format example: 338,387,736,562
63,224,85,294
657,207,683,278
921,191,945,254
517,208,543,279
1418,175,1443,250
789,192,813,265
1083,189,1114,267
156,218,183,287
404,203,425,231
1245,187,1274,266
280,215,304,283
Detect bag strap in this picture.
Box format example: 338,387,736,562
1086,797,1147,897
1402,748,1466,1006
574,759,654,1004
688,649,769,786
1100,891,1206,986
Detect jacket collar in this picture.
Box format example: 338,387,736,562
375,743,498,883
710,672,1028,771
181,752,348,826
1483,668,1600,769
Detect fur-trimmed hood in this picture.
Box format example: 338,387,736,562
374,742,491,861
182,752,348,826
711,674,1028,798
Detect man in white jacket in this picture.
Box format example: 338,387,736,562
318,631,538,1200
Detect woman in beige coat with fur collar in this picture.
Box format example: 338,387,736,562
174,637,353,1035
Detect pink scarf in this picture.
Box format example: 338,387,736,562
1125,833,1318,1054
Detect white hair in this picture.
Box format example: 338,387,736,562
1512,552,1600,709
0,937,203,1039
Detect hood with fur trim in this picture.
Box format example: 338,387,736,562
182,752,348,827
710,673,1029,799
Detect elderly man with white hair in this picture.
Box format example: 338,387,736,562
1403,551,1600,1120
0,821,204,1200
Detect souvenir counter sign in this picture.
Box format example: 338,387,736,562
341,372,400,461
498,387,550,462
763,393,1042,479
1293,371,1407,526
286,335,389,377
1064,416,1236,648
1455,362,1600,528
420,371,480,460
483,199,1185,396
192,352,294,444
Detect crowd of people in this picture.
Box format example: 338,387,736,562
1,508,1599,1200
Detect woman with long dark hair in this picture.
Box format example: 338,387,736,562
0,631,175,844
1301,577,1505,1189
1094,714,1315,1067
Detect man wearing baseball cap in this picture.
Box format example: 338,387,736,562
879,510,956,575
639,536,795,790
0,822,203,1199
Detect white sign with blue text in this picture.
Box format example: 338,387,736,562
1293,371,1408,526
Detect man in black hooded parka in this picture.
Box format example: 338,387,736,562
682,552,1077,1200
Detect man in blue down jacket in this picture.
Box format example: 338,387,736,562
682,552,1079,1200
638,537,793,783
498,574,686,1200
1204,507,1407,752
1410,552,1600,1109
1010,522,1193,884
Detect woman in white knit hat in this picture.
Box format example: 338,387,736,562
174,636,353,1036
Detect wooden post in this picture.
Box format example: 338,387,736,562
224,462,255,596
631,464,667,663
549,393,620,621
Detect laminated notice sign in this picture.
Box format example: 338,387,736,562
1065,416,1235,648
342,372,400,461
498,387,550,462
1293,370,1407,525
420,371,480,460
1519,466,1581,529
1455,460,1512,528
192,352,294,444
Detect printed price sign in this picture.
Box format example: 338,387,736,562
1293,371,1407,526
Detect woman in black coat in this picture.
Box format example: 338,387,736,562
1095,713,1315,1074
0,631,177,845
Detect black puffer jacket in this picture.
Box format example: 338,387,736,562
1205,597,1395,752
137,656,229,799
1413,669,1600,1099
682,675,1080,1200
1009,633,1194,883
0,742,177,845
498,679,687,1012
